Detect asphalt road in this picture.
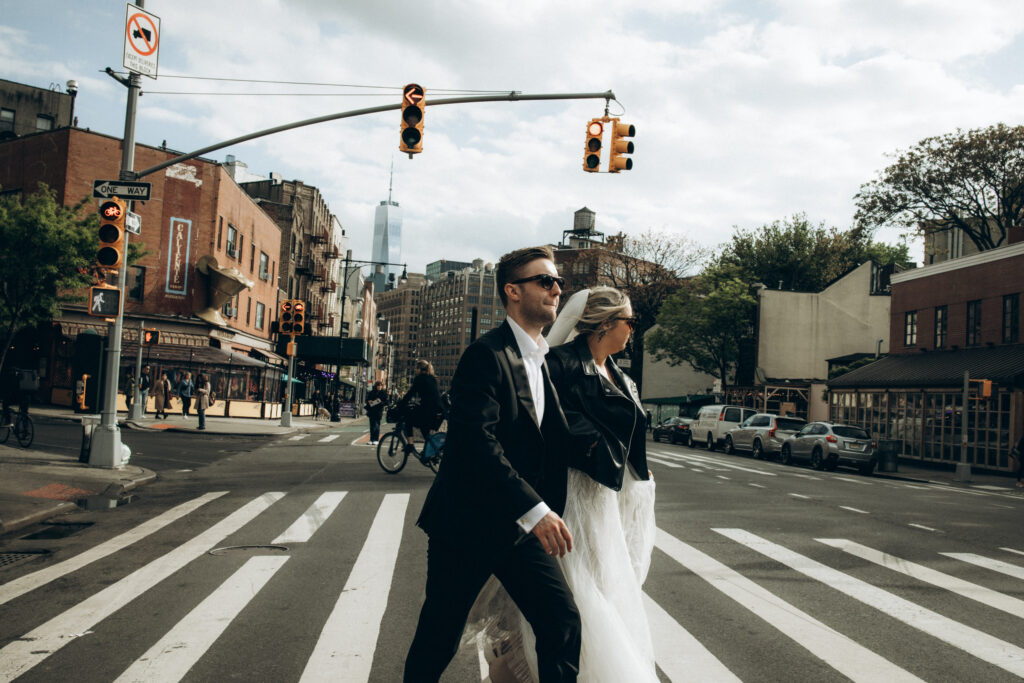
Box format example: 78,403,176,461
2,428,1024,682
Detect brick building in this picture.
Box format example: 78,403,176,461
0,78,75,140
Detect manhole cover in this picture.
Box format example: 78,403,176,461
208,545,289,556
0,550,50,568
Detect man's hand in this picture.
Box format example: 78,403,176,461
531,511,573,557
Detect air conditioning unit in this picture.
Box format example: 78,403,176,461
226,246,239,259
223,306,237,318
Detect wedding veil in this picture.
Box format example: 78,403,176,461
545,289,590,347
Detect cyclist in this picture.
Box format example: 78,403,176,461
397,360,444,459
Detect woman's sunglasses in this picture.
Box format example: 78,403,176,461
614,316,638,329
509,274,566,290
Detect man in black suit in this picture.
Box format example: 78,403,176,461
404,246,581,682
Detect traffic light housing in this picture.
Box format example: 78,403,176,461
583,118,603,172
607,119,635,173
400,83,425,156
97,198,127,270
142,329,160,346
279,300,295,334
291,300,306,335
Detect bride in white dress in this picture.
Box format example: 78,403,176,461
466,287,658,683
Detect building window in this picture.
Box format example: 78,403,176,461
934,305,947,349
246,296,252,325
128,265,146,302
35,115,54,131
255,302,265,330
250,243,256,271
1004,294,1020,344
0,109,14,133
217,217,223,249
222,294,238,319
259,252,270,280
966,300,982,346
226,224,239,257
903,310,917,347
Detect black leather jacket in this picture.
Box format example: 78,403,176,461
547,336,649,491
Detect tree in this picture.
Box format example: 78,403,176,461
597,230,709,394
854,123,1024,252
646,266,757,392
0,184,96,374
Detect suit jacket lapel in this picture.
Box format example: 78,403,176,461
500,322,540,428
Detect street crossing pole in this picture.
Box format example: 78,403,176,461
956,369,972,482
91,1,145,468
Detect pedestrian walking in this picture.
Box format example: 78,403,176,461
196,373,211,430
364,381,387,445
152,371,171,419
138,365,152,416
178,372,195,419
123,370,135,414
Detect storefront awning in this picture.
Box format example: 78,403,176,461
829,345,1024,389
56,321,210,347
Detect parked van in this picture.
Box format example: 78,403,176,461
693,404,758,450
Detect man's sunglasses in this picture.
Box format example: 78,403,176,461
509,274,565,290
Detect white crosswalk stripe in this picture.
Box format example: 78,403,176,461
289,434,308,441
319,434,341,443
9,489,1024,682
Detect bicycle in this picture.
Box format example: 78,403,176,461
0,407,34,448
377,419,445,475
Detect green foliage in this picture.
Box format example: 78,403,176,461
0,183,96,371
647,268,757,392
854,123,1024,252
828,355,877,380
716,213,912,292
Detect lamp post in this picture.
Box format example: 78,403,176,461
337,250,406,393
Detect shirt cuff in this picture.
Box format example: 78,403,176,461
517,502,551,533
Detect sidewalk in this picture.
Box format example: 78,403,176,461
0,406,365,537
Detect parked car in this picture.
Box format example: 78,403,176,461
725,414,806,459
652,416,692,446
693,405,758,450
780,422,878,474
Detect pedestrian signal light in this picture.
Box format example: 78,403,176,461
291,300,306,335
583,119,603,172
87,285,121,318
400,83,425,156
607,119,635,173
279,300,295,334
97,198,127,270
142,329,160,346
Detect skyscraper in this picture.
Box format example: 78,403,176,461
371,165,402,294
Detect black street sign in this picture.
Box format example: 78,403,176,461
93,179,152,201
88,286,121,318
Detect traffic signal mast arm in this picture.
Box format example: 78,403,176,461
129,90,617,180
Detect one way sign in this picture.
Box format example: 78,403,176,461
93,179,151,201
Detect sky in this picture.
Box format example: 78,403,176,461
4,0,1024,274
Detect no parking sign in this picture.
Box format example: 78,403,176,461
123,3,161,79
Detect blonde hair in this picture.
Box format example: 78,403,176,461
415,359,435,376
575,286,630,337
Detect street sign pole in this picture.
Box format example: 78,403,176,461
281,351,294,428
92,4,145,467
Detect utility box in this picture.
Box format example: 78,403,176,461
877,440,900,473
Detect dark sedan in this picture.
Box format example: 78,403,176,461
652,416,692,446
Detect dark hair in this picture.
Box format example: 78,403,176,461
496,245,556,306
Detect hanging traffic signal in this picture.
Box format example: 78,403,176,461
97,198,127,270
607,119,635,173
291,300,306,335
400,83,425,156
583,118,603,173
279,300,295,334
142,329,160,345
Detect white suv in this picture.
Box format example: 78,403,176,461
693,405,758,451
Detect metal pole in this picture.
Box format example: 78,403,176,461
338,253,350,391
91,36,143,467
130,319,145,419
281,352,294,428
129,90,617,180
956,369,972,482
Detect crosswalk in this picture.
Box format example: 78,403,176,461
4,488,1024,681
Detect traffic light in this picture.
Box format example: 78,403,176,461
142,329,160,346
607,119,635,173
279,300,295,334
291,300,306,335
400,83,425,156
88,285,121,318
97,198,127,270
583,118,603,172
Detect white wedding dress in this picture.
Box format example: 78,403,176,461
465,467,658,682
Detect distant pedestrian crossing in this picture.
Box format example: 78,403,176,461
4,489,1024,681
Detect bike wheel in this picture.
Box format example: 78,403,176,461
377,433,407,474
14,414,33,448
